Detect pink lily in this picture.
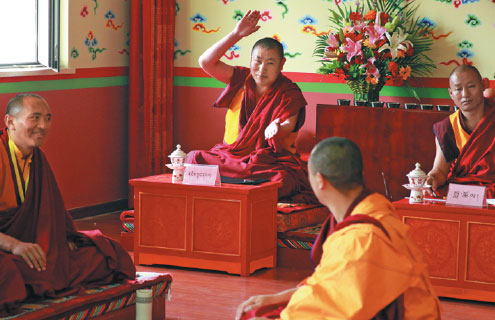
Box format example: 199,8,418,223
362,57,380,78
326,33,340,49
364,24,386,48
350,21,367,33
342,38,363,62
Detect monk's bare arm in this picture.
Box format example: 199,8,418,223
0,232,46,271
426,138,450,192
198,10,261,84
264,114,298,140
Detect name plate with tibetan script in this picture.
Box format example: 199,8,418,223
182,164,221,186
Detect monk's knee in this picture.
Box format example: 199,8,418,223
0,255,27,303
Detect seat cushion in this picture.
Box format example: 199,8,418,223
277,224,322,250
4,272,172,319
276,203,328,232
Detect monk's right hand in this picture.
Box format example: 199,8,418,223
426,175,439,195
11,240,47,272
426,171,446,194
235,293,279,320
264,118,281,140
233,10,261,38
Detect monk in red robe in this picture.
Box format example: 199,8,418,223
236,138,440,319
427,65,495,197
0,93,135,315
188,10,316,203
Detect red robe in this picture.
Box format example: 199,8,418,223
434,99,495,197
188,67,317,203
0,129,135,315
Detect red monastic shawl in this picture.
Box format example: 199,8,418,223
0,129,135,314
189,67,317,203
436,100,495,197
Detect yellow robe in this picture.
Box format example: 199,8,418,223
280,193,441,319
449,110,470,153
223,87,244,144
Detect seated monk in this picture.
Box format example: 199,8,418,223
236,137,440,320
427,65,495,197
0,93,135,315
188,10,316,203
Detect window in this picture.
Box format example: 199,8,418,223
0,0,59,72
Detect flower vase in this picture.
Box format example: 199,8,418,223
347,79,386,106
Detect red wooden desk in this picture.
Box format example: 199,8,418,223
129,174,280,276
394,199,495,302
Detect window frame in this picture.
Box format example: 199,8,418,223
0,0,61,75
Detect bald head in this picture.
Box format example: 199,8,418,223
252,37,284,60
6,93,47,117
449,65,482,83
309,137,363,191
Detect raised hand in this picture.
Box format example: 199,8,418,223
233,10,261,38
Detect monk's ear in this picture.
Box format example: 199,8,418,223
448,87,454,100
4,114,14,130
280,57,286,70
315,172,327,190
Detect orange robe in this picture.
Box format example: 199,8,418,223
280,193,440,319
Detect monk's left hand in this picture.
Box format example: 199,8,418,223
264,118,280,140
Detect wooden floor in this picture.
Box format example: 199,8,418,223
75,212,495,320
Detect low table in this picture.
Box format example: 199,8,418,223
394,199,495,302
129,174,280,276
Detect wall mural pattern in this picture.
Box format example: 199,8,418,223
84,31,106,60
66,0,494,79
70,0,129,68
174,0,495,79
174,40,191,60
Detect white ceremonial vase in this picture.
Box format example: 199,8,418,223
405,163,428,204
167,144,187,183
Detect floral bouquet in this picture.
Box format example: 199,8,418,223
315,0,436,101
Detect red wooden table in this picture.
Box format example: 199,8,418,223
394,199,495,302
129,174,280,276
